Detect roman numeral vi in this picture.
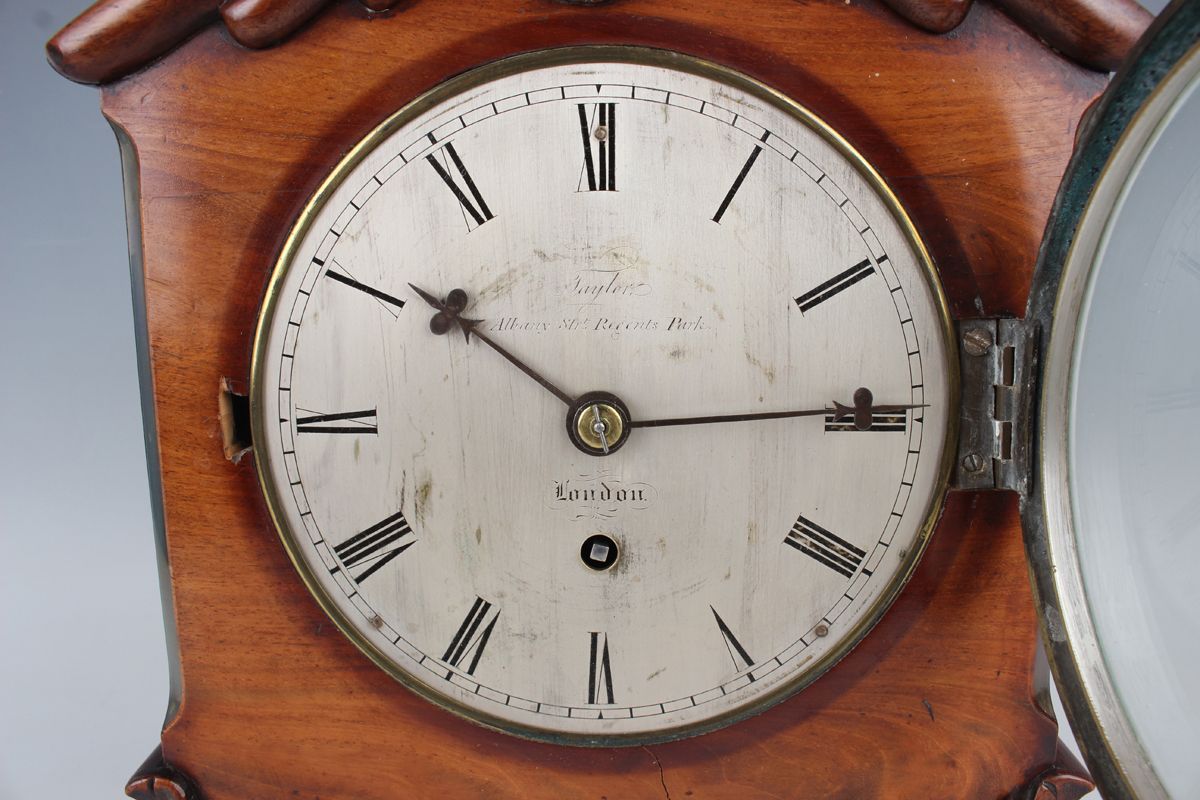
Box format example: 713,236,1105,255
587,632,615,705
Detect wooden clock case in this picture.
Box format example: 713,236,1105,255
48,0,1149,797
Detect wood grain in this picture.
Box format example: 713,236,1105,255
357,0,406,10
125,745,199,800
220,0,336,49
50,0,1150,85
97,0,1107,796
878,0,974,33
1016,739,1095,800
991,0,1153,71
45,0,220,85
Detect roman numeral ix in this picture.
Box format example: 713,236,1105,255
577,102,616,192
426,141,494,230
588,632,615,705
443,597,500,677
332,509,415,583
295,408,378,435
785,515,867,578
794,258,876,313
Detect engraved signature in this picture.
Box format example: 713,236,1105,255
546,472,658,521
552,267,652,300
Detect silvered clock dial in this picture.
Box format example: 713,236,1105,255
252,47,957,745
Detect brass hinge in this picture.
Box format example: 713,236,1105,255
950,319,1035,493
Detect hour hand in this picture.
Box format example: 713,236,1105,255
409,284,473,341
408,284,576,407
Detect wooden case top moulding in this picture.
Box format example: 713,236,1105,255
47,0,1152,797
49,0,1151,84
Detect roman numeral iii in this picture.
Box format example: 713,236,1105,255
577,103,616,192
443,597,500,677
784,514,867,578
824,410,907,432
426,141,494,229
332,509,415,583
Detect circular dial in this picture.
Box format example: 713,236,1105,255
253,48,955,745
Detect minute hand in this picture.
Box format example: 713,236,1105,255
629,407,832,429
630,389,926,431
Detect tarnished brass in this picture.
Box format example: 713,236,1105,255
575,402,624,451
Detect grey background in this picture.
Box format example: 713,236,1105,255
0,0,1166,797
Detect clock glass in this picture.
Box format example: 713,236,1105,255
252,47,956,744
1038,29,1200,800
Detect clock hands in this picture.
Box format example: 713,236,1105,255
409,284,576,407
630,388,926,431
411,286,924,451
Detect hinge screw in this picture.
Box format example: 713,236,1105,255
963,328,993,356
962,452,985,473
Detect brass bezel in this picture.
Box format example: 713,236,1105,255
251,45,960,747
1031,22,1200,800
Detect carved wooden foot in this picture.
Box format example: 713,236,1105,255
1013,738,1095,800
126,745,201,800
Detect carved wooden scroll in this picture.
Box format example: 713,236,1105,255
987,0,1154,71
875,0,1153,71
48,0,1152,85
879,0,975,33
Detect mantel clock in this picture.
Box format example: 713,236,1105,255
48,0,1195,797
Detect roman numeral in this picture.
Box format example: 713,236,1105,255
577,103,616,191
324,265,406,316
824,411,907,432
442,597,500,677
713,133,769,223
785,515,867,578
332,509,415,583
711,607,755,677
587,632,615,705
426,142,494,230
794,258,876,313
295,408,378,435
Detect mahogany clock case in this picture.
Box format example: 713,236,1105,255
32,0,1164,798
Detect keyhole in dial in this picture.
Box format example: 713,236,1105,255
580,534,619,571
